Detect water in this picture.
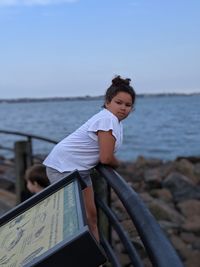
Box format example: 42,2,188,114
0,95,200,161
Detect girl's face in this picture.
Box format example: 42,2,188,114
105,92,133,121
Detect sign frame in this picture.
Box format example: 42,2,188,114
0,170,106,267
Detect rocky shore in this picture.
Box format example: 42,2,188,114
114,156,200,267
0,155,200,267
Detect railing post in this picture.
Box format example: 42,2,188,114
92,169,111,240
92,169,112,266
14,140,32,204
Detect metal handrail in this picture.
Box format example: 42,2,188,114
0,145,13,151
0,130,57,162
96,196,144,267
0,130,57,145
96,164,184,267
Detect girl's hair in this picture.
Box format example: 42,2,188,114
25,164,50,188
104,75,136,107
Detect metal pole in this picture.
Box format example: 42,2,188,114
14,140,32,204
92,170,110,238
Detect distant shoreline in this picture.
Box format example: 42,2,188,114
0,92,200,104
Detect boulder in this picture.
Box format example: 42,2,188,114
185,250,200,267
174,159,198,184
148,199,185,224
144,168,162,187
180,232,198,244
150,188,173,202
177,199,200,218
181,215,200,233
170,235,192,260
162,172,200,201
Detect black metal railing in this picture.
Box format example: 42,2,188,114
95,165,184,267
0,129,57,163
0,129,57,155
0,130,57,145
0,130,184,267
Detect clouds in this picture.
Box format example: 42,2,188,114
0,0,77,6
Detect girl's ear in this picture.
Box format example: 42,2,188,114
105,101,110,108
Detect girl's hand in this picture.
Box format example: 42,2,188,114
97,130,120,168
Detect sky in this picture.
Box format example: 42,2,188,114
0,0,200,99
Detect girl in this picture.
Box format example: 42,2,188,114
43,75,136,241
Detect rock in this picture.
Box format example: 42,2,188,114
121,219,138,238
118,162,144,182
117,252,131,267
177,199,200,218
144,168,162,187
181,215,200,233
148,199,185,224
180,232,199,244
111,229,120,243
144,158,163,168
158,161,176,178
139,192,155,203
113,199,130,221
143,258,153,267
174,159,198,184
170,235,191,260
158,220,180,232
150,188,173,202
130,236,144,251
162,172,200,201
176,156,200,164
175,159,194,174
111,189,118,202
192,240,200,250
134,156,148,169
134,156,163,169
185,250,200,267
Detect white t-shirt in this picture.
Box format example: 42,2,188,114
43,108,123,172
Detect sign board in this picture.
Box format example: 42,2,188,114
0,170,106,267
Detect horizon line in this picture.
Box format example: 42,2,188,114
0,92,200,103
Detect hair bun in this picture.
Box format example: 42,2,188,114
112,75,131,86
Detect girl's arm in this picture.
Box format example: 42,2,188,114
97,130,120,168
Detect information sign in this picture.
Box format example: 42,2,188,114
0,171,106,267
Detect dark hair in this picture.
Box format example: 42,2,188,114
25,164,50,188
103,75,136,107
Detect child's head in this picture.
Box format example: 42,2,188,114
104,75,136,121
104,75,136,106
25,164,50,193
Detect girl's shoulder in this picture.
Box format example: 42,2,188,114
86,109,121,131
90,108,118,122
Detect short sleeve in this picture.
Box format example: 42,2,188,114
88,117,118,140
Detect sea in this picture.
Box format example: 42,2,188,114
0,94,200,161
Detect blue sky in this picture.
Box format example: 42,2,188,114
0,0,199,98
